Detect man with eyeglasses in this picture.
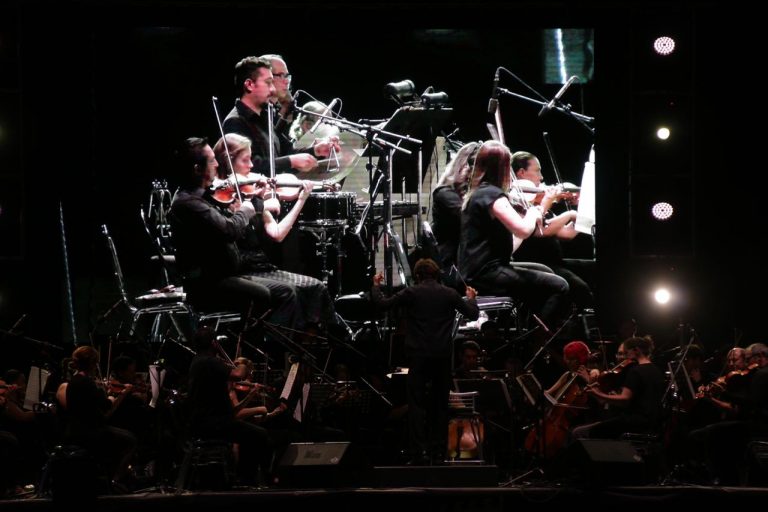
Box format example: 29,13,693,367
260,54,294,142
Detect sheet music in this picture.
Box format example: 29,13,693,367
281,362,299,401
24,366,50,411
575,146,595,235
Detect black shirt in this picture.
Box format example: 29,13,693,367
514,234,563,266
371,279,479,357
431,185,463,270
622,362,665,427
66,373,111,430
188,355,234,425
169,187,254,281
223,99,315,174
458,182,512,280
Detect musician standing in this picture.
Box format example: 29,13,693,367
223,56,338,175
371,258,479,465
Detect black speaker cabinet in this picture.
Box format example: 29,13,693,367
276,442,368,488
564,439,645,485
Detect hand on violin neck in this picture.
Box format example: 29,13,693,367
297,180,313,201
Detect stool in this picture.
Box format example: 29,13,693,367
175,439,234,491
453,295,520,339
446,391,485,462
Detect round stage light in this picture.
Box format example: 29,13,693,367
654,288,671,305
651,202,674,221
656,127,671,140
654,36,676,55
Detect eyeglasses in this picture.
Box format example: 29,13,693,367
273,72,292,80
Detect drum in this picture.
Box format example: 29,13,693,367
300,192,357,226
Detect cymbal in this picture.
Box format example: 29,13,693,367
293,130,364,183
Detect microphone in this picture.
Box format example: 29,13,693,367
487,70,500,114
309,98,339,134
538,75,578,118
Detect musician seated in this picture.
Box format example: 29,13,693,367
545,341,599,400
453,340,487,380
457,141,569,331
55,346,137,487
107,356,152,443
169,136,270,317
573,336,665,439
212,133,340,334
510,151,594,311
187,328,272,485
229,357,286,424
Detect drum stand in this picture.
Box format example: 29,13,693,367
299,223,346,296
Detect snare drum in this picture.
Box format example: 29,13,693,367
300,192,357,226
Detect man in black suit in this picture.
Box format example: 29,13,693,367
371,258,479,464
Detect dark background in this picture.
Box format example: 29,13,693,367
0,1,763,365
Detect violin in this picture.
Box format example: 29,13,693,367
695,362,760,400
105,379,148,397
508,179,580,207
585,358,637,393
210,173,339,204
233,381,275,394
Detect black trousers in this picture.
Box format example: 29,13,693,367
407,355,452,459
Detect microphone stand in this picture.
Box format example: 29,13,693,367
493,67,594,135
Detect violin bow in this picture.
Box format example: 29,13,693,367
211,96,244,204
542,131,571,212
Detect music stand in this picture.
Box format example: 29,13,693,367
453,378,512,416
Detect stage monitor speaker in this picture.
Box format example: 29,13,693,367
276,442,368,488
563,439,645,485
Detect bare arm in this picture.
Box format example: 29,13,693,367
262,182,312,242
491,197,542,239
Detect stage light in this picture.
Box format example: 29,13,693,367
653,36,676,55
654,288,671,305
383,79,417,105
656,127,670,140
651,202,674,221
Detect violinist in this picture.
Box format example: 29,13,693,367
573,336,665,439
187,327,272,485
229,357,286,423
169,136,270,317
54,346,137,486
726,347,747,371
223,56,340,175
511,151,594,310
687,343,768,484
213,133,339,332
107,356,152,443
457,141,569,331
